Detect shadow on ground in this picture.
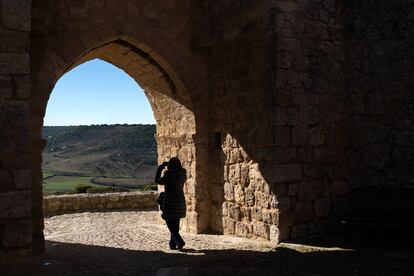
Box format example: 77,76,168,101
3,238,413,276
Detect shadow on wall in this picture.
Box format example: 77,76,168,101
6,240,412,275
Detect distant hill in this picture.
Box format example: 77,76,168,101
42,124,157,177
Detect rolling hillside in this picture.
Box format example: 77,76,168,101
42,124,157,177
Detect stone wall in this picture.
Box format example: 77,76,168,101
0,0,33,262
147,90,199,233
219,133,279,244
270,0,347,241
43,192,157,216
207,0,347,242
344,0,414,190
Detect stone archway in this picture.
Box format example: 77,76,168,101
28,37,211,252
18,0,213,255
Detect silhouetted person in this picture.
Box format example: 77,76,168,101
155,157,187,250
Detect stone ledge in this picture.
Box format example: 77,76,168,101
43,192,158,216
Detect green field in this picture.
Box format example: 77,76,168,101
43,175,101,193
42,173,147,194
42,171,55,179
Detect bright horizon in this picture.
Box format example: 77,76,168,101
44,59,156,126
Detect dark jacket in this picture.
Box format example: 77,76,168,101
155,167,187,221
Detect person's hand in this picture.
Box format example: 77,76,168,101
160,162,168,168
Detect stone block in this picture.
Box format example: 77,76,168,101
277,183,288,196
0,30,29,52
0,169,13,190
313,148,339,162
262,208,272,224
240,206,251,221
235,221,249,237
279,210,294,227
292,126,308,145
298,147,312,162
14,169,32,189
314,198,331,218
304,164,323,179
229,204,241,220
251,206,262,221
0,102,29,130
223,217,235,235
1,0,31,31
278,224,291,241
0,191,31,218
275,164,302,182
255,192,270,208
14,75,30,99
274,147,298,163
252,222,269,239
295,201,314,222
331,181,350,197
240,163,250,187
272,106,288,126
0,77,12,99
275,127,291,145
234,184,244,204
269,225,279,246
224,182,234,201
244,188,255,206
288,183,298,196
0,53,29,74
278,196,291,211
304,106,320,125
298,181,318,200
309,126,325,145
270,210,279,224
270,195,277,209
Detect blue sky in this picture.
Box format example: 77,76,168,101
44,59,156,126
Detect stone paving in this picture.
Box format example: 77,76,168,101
2,211,411,276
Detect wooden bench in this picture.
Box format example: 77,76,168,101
349,189,414,244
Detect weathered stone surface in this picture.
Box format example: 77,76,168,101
0,54,29,74
277,197,291,211
331,181,350,197
43,192,157,215
252,222,269,240
275,164,302,183
14,76,30,99
235,221,249,237
315,198,331,218
0,169,13,190
0,77,12,99
0,30,29,52
14,169,32,189
0,191,31,218
1,219,32,248
223,217,235,235
298,181,318,201
269,224,279,246
275,127,291,146
1,0,31,31
295,202,314,222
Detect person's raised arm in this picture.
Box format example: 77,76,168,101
155,162,168,184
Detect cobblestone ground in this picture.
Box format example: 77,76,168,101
3,211,413,276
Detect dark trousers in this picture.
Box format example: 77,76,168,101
166,219,184,248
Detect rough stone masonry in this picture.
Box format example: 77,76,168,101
0,0,413,262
